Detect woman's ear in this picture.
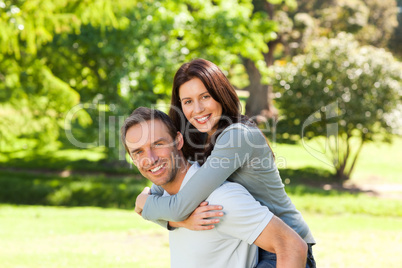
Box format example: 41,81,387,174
175,131,184,150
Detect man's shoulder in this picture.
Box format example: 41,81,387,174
206,181,251,205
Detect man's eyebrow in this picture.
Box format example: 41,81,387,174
152,138,169,145
130,147,141,154
129,137,170,154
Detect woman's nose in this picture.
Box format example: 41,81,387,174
194,101,205,114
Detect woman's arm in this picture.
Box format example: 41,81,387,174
138,184,170,228
168,201,223,230
138,186,223,230
141,124,254,222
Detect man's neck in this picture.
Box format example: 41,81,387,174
163,158,191,195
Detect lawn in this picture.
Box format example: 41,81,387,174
0,206,169,268
1,136,401,267
272,136,402,184
1,205,401,268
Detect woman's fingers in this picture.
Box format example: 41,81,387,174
196,205,223,213
199,201,209,207
192,218,220,230
197,211,224,218
200,218,220,225
194,224,215,231
141,187,151,194
183,202,224,230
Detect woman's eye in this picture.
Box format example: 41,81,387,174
202,95,210,99
184,100,192,105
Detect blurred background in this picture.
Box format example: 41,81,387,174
0,0,401,267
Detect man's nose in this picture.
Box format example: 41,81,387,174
142,149,159,167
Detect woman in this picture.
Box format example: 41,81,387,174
137,59,316,267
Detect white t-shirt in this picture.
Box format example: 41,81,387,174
164,163,273,268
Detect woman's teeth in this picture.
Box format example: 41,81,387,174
195,115,210,123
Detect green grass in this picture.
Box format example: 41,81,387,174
306,214,402,268
0,205,169,268
1,134,401,267
287,187,402,216
1,205,401,268
272,136,402,184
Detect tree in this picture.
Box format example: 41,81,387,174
389,0,402,58
166,0,279,119
297,0,399,48
271,33,402,181
0,0,125,152
241,0,300,120
44,2,180,161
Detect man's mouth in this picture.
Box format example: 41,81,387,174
149,163,166,174
194,114,211,124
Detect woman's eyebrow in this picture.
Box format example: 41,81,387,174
181,91,209,101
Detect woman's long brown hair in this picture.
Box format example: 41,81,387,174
169,59,253,164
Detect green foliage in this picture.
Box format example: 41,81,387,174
1,0,282,159
1,0,398,165
389,0,402,58
297,0,399,48
2,168,402,217
0,0,128,153
0,170,147,208
272,33,402,180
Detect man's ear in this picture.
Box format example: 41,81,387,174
175,131,184,150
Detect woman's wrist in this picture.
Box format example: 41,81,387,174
168,221,184,229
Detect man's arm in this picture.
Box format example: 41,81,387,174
209,182,307,268
254,216,307,268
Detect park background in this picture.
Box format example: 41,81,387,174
0,0,402,267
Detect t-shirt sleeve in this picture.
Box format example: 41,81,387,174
141,124,255,222
210,183,273,244
150,184,164,196
146,184,169,228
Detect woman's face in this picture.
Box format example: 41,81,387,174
179,78,223,136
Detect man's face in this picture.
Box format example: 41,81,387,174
125,119,181,187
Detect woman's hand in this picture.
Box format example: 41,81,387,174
169,201,223,231
135,187,150,216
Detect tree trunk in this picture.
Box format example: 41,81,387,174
243,58,274,121
243,1,279,120
335,164,350,182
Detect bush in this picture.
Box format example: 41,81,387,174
0,171,148,208
272,32,402,181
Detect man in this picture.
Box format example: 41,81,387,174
121,107,307,268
